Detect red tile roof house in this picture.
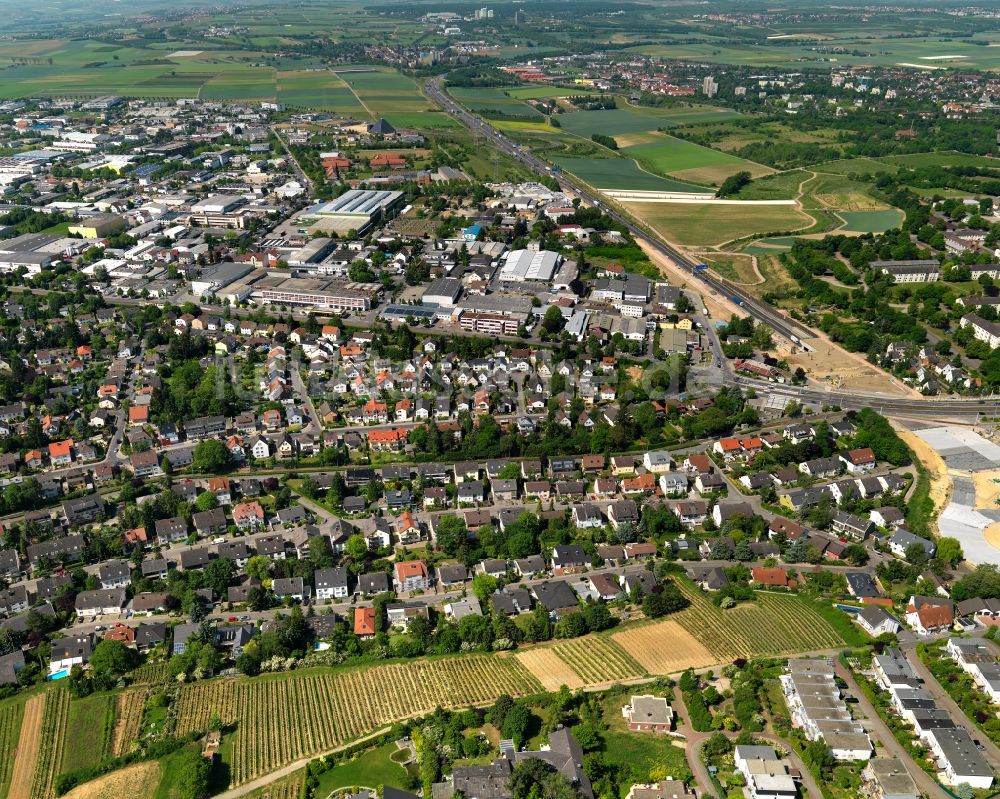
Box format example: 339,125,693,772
233,501,265,531
368,428,408,452
840,447,877,474
394,560,430,593
48,439,73,466
751,567,796,589
712,437,742,461
906,596,954,635
354,607,376,639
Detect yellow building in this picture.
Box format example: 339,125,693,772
660,318,694,330
67,214,126,239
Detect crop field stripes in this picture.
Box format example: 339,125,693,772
30,687,70,799
110,688,146,757
172,655,543,787
548,637,646,684
0,699,24,793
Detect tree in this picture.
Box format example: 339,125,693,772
194,491,219,512
717,170,752,198
192,439,232,473
245,555,271,582
501,703,533,747
89,639,139,677
936,536,964,568
642,581,689,618
308,535,335,569
171,748,212,799
345,534,368,562
905,541,930,567
541,305,564,334
434,515,468,556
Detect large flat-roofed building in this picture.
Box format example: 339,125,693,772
304,189,404,235
459,310,523,335
68,213,126,239
191,195,247,214
191,262,256,297
253,275,379,312
422,277,463,307
499,249,561,284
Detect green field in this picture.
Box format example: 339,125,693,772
552,156,707,193
626,201,812,247
334,66,432,114
60,693,114,775
313,741,416,796
450,87,543,118
623,133,770,185
553,108,658,136
838,209,904,233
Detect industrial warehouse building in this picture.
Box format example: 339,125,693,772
302,189,405,235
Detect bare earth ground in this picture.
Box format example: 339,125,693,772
776,337,918,397
8,693,45,799
973,469,1000,510
895,427,951,537
514,649,584,691
637,239,741,321
637,239,916,396
62,761,161,799
612,621,715,674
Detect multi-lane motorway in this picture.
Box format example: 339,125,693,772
425,77,1000,419
424,78,811,344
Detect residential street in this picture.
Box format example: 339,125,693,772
900,639,1000,772
833,659,942,798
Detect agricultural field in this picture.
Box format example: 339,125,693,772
514,648,584,691
733,170,808,201
334,66,431,115
59,694,114,776
668,581,852,661
7,693,45,799
449,87,542,119
552,156,706,193
625,201,812,247
613,621,716,674
547,637,645,685
110,688,146,758
243,771,307,799
30,686,70,799
622,132,771,185
126,662,168,686
0,699,24,799
275,70,366,114
176,655,542,787
61,762,161,799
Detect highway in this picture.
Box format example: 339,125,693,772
424,77,812,345
425,77,1000,419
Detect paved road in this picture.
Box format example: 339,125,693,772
426,76,1000,420
833,658,943,798
901,639,1000,772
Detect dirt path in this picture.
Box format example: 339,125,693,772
692,250,764,285
636,239,742,321
8,693,45,799
895,427,951,535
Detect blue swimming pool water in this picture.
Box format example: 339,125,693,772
49,668,69,680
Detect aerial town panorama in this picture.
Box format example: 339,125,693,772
6,1,1000,798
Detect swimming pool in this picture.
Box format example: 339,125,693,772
49,668,69,680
